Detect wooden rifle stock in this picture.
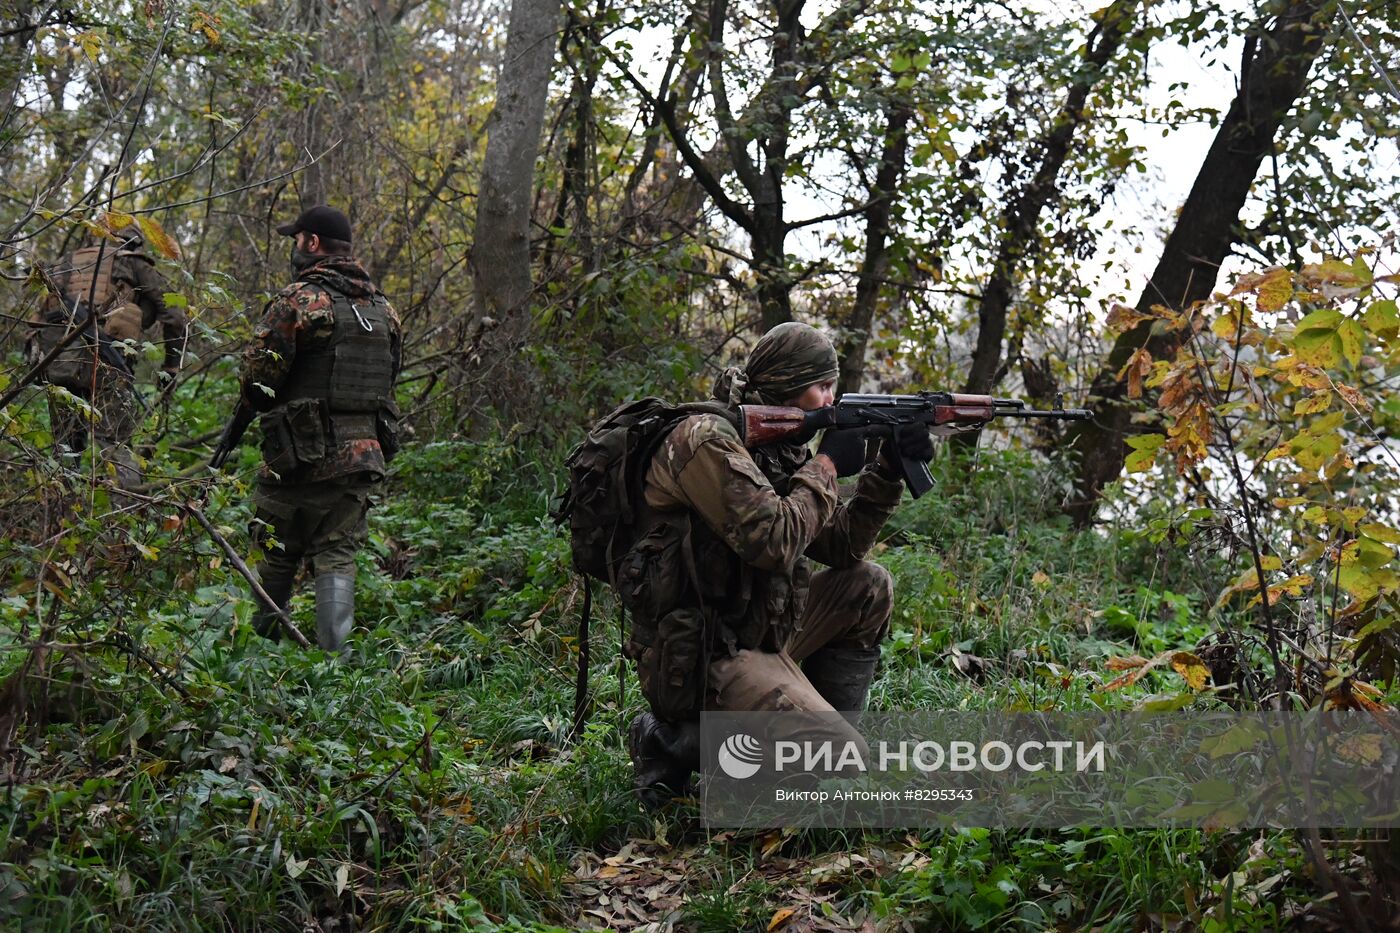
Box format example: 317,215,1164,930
739,405,826,447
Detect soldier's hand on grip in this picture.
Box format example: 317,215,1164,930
816,428,868,478
881,423,934,467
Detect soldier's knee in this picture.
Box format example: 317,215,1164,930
855,561,894,634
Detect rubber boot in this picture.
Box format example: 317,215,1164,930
315,573,355,653
252,570,296,642
801,644,881,724
628,712,700,811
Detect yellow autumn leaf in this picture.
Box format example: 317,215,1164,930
1292,391,1331,416
1255,268,1293,312
1170,652,1210,691
94,210,136,239
767,908,796,931
1363,299,1398,338
1106,302,1152,334
1249,574,1315,608
135,215,182,260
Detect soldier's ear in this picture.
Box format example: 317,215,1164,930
306,233,321,253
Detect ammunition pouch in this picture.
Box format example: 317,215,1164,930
260,397,327,476
628,608,707,721
375,399,402,463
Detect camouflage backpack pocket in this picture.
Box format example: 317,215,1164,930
630,607,707,721
617,519,708,719
614,518,694,618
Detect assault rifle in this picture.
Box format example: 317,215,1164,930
210,401,255,469
738,392,1092,498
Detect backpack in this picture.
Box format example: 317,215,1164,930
29,294,133,392
558,397,737,583
555,397,737,735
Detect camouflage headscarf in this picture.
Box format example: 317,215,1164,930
713,322,839,407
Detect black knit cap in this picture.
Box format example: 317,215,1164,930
276,205,352,243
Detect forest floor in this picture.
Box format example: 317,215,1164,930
1,439,1376,931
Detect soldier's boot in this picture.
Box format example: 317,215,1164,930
802,644,881,725
314,573,355,653
628,712,700,811
251,570,296,642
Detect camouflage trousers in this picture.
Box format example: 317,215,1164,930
48,370,142,490
706,560,893,754
252,474,379,580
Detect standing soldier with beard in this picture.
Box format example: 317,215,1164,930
228,206,402,653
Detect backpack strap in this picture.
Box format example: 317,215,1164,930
571,578,592,741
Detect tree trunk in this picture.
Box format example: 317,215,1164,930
0,0,38,129
1064,0,1333,526
837,101,911,396
961,0,1136,396
468,0,562,394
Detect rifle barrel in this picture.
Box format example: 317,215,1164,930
997,408,1093,420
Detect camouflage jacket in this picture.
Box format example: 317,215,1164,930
643,413,904,651
239,256,402,484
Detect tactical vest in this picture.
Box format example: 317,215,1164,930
261,285,395,474
46,245,145,341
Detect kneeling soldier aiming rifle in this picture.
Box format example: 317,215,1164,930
561,322,1089,809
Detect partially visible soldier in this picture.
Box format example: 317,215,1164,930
29,227,187,488
231,205,402,653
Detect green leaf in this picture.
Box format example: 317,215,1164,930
1338,565,1389,601
1300,505,1329,524
1296,308,1343,330
1125,448,1157,473
1293,329,1341,367
1200,721,1266,758
1355,615,1398,640
1310,411,1347,434
1363,299,1398,338
1360,523,1400,546
891,52,912,73
1358,537,1395,569
1126,433,1166,451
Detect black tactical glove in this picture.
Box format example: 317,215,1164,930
817,428,868,478
876,424,935,479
